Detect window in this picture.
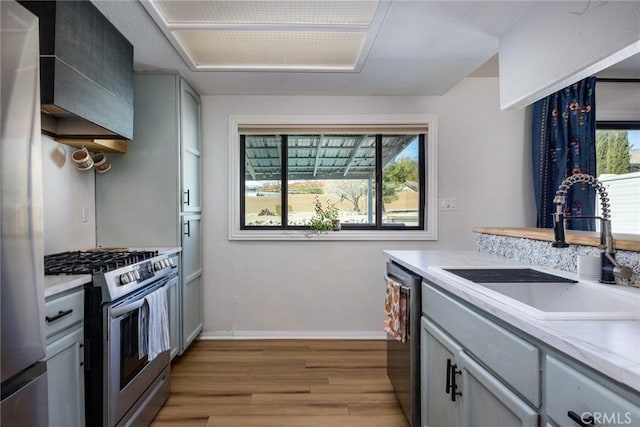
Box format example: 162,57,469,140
229,115,438,240
595,124,640,234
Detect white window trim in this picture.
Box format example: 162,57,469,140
228,114,438,241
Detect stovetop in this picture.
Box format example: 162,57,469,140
45,250,176,302
44,250,159,275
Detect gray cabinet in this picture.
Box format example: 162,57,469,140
166,273,180,360
418,278,640,427
96,72,203,355
182,214,203,349
421,318,461,427
180,80,202,213
43,289,84,427
421,318,537,427
545,356,640,427
458,351,538,427
422,283,539,408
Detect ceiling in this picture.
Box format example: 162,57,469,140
92,1,639,97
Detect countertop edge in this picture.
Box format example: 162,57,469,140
384,249,640,393
473,227,640,252
44,275,92,299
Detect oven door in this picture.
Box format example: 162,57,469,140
105,277,172,427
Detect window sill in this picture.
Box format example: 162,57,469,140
229,229,437,241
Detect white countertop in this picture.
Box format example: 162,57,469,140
385,250,640,392
44,274,91,299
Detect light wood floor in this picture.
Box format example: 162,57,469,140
150,339,409,427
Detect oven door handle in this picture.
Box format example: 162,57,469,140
110,299,146,318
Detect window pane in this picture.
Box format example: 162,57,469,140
287,134,376,226
382,135,421,227
596,129,640,234
244,135,282,226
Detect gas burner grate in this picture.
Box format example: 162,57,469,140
44,250,159,275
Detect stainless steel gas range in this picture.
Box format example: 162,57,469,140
44,250,177,427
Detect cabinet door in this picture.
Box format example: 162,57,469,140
180,79,201,213
182,215,202,278
458,351,538,427
166,274,181,360
183,275,203,350
545,355,640,427
421,318,462,427
45,327,85,427
182,215,202,351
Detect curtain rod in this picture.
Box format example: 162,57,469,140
596,78,640,83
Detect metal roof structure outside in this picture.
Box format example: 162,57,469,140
245,134,416,181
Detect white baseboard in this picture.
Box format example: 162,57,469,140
198,330,387,340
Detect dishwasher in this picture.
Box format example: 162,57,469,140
386,260,422,427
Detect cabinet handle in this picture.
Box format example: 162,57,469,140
184,220,191,237
184,189,190,206
45,309,73,323
446,358,462,402
446,358,453,395
568,411,595,426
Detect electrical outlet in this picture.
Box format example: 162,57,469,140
439,197,458,211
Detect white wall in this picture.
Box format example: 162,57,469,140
200,77,534,338
499,1,640,109
41,135,96,254
597,81,640,121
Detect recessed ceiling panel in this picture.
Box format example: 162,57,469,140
153,1,378,26
141,0,388,72
175,30,366,69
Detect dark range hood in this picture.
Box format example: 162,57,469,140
19,1,134,151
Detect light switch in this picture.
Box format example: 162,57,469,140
439,197,458,211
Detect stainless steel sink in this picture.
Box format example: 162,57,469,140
443,268,577,284
440,268,640,320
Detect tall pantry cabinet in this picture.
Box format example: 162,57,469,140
96,72,203,356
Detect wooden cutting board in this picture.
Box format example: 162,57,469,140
86,247,129,252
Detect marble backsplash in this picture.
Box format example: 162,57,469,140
476,234,640,288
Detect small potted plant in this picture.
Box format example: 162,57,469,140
309,196,341,233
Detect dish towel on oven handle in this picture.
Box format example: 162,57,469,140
142,287,171,361
138,301,148,359
384,276,408,343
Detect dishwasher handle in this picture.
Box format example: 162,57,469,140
385,274,412,296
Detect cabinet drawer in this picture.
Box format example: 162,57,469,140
423,282,540,407
45,290,84,340
546,355,640,427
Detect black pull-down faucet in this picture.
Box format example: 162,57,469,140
552,173,632,284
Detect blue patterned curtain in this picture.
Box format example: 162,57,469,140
532,77,597,230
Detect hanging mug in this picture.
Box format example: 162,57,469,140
92,152,111,174
71,147,94,170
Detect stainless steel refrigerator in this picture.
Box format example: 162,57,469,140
1,1,48,425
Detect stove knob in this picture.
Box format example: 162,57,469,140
128,272,136,282
168,258,175,267
133,270,141,280
162,259,170,268
153,262,161,271
120,274,130,285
